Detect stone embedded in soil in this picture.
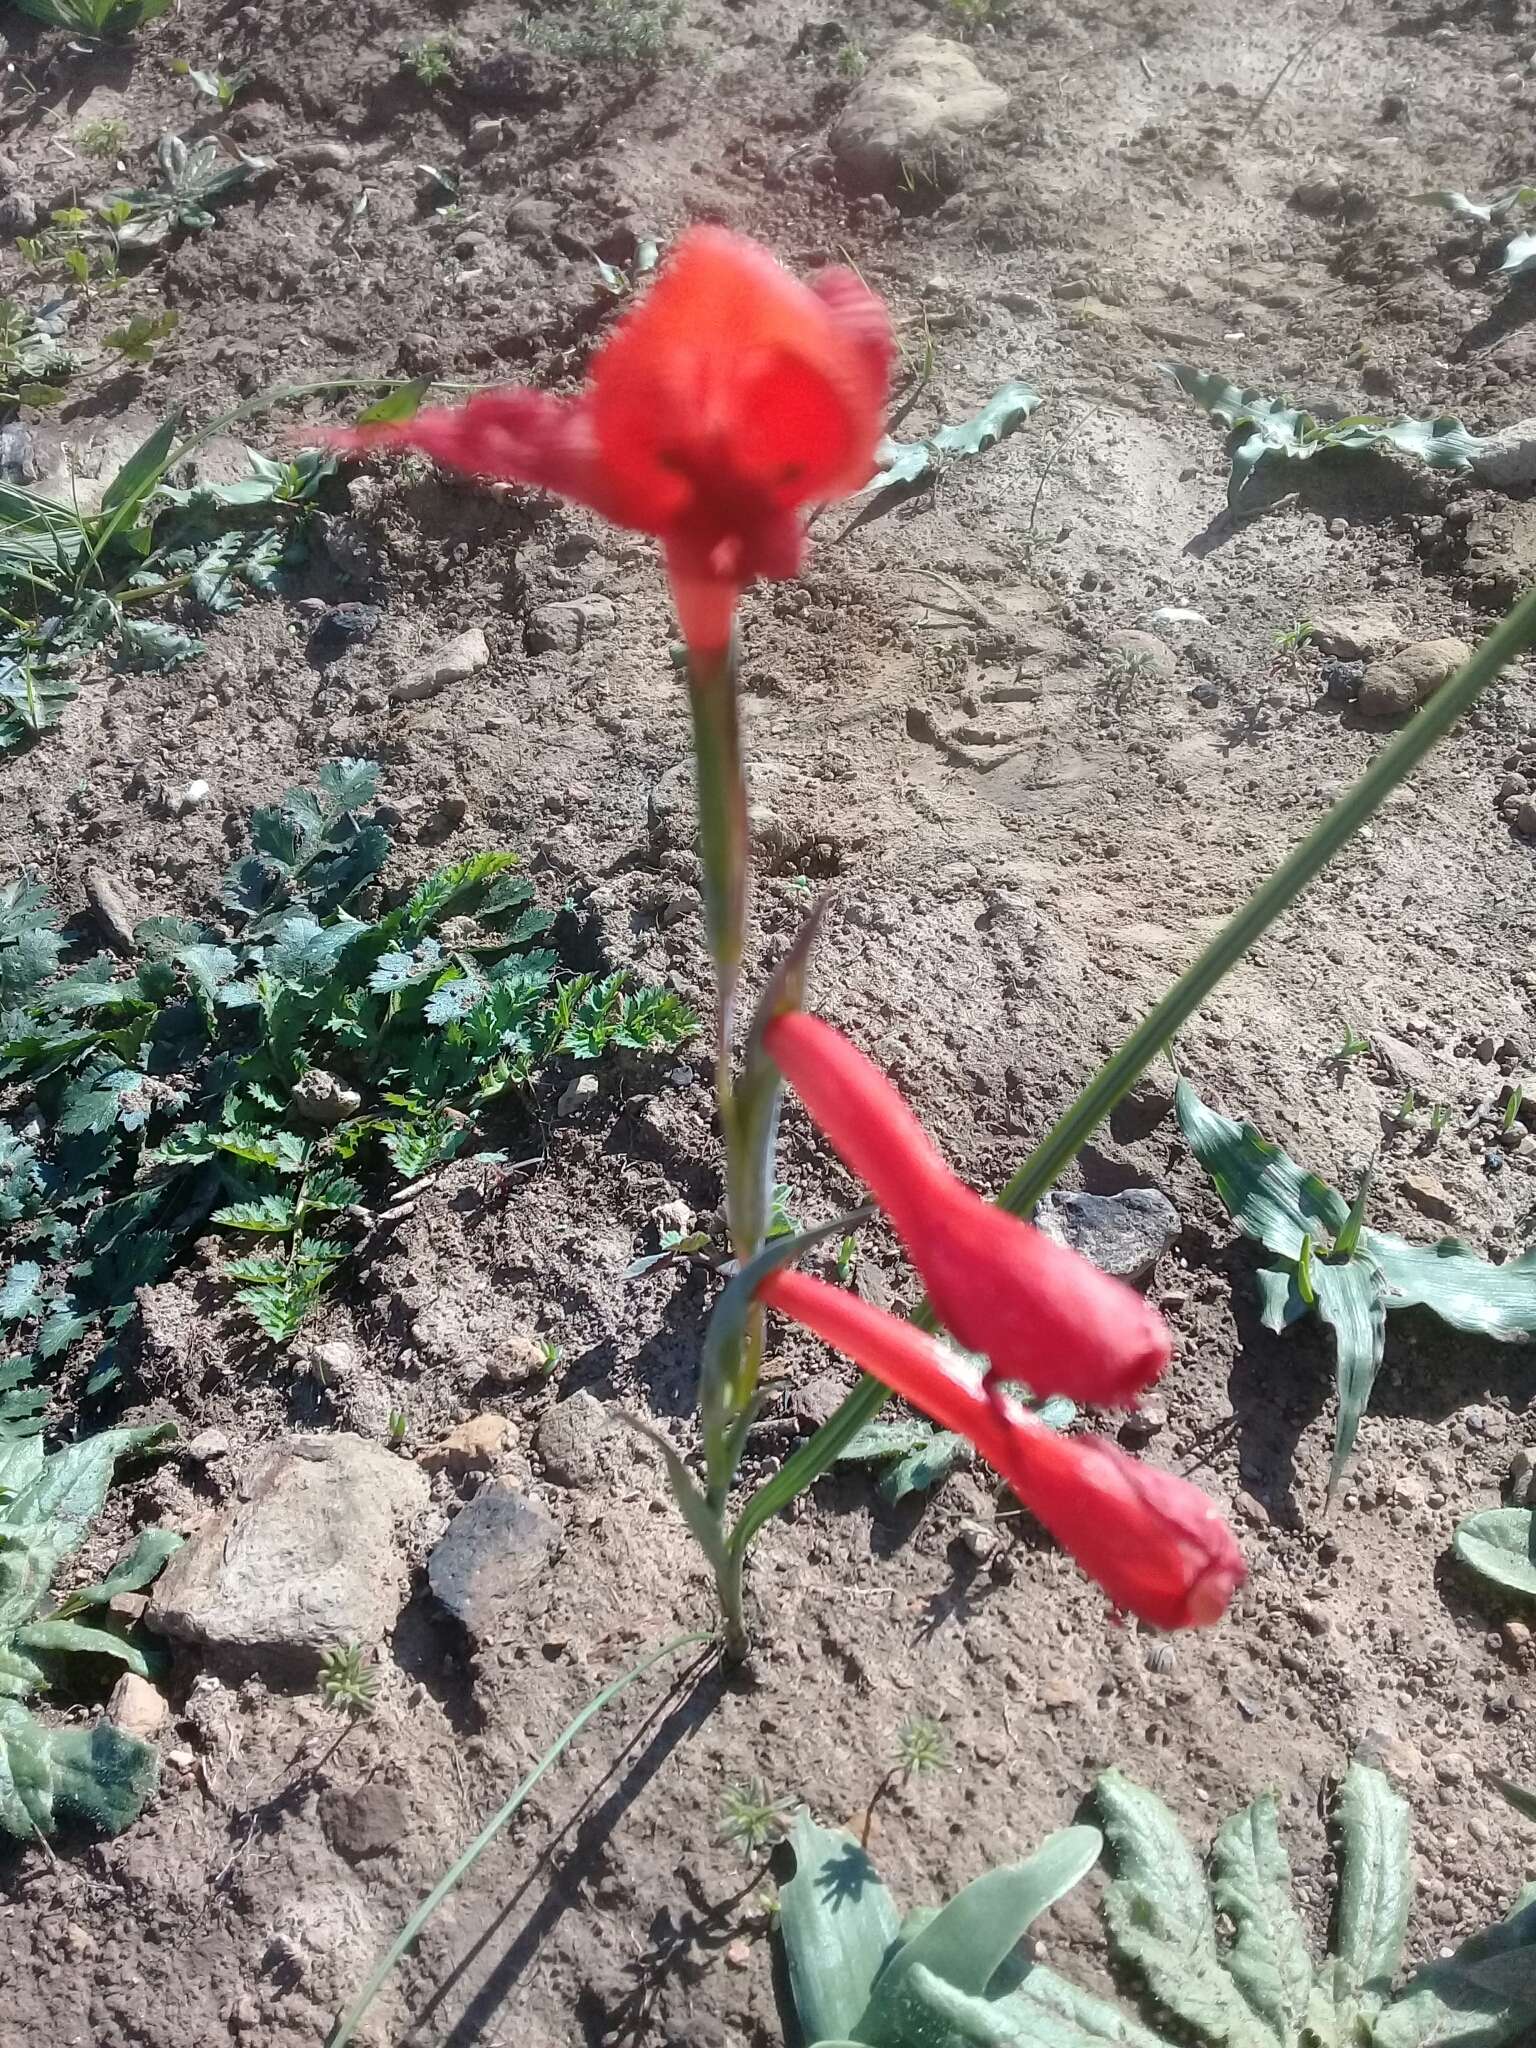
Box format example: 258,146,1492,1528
525,596,617,656
389,625,490,703
84,867,139,954
319,1781,410,1862
1508,1447,1536,1508
1471,417,1536,493
1357,638,1472,721
829,33,1007,194
1033,1188,1180,1284
1309,609,1402,661
287,139,354,171
418,1411,515,1476
557,1072,600,1117
534,1392,615,1489
425,1482,561,1638
1400,1172,1459,1226
288,1069,363,1126
308,602,382,660
148,1435,427,1676
107,1673,168,1741
0,191,40,237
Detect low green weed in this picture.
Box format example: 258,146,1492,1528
0,763,696,1380
519,0,683,64
403,35,457,85
76,117,130,160
12,0,171,31
172,60,251,108
319,1642,380,1718
0,1403,180,1839
0,298,73,410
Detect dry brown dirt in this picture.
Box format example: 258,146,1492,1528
2,0,1536,2044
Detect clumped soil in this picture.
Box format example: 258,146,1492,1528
3,0,1536,2044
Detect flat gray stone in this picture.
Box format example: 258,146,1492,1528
1034,1188,1180,1285
534,1391,614,1489
426,1484,561,1639
149,1435,426,1676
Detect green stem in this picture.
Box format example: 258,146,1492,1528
728,579,1536,1562
327,1629,715,2048
685,638,750,1086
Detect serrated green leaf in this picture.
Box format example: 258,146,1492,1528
1452,1509,1536,1600
1096,1768,1273,2048
117,616,206,671
837,1420,941,1465
996,1960,1176,2048
211,1194,299,1233
858,380,1043,496
879,1429,969,1504
0,1263,44,1323
1333,1762,1412,2031
317,758,381,812
1211,1794,1317,2046
780,1812,901,2044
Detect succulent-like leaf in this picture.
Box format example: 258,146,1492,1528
1333,1762,1412,2031
1096,1769,1274,2048
1452,1509,1536,1600
781,1812,901,2045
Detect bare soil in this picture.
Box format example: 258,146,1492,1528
2,1,1536,2044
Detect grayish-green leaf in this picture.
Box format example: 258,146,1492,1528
1175,1080,1347,1261
1371,1887,1536,2048
861,381,1043,494
1412,187,1536,225
1310,1254,1387,1497
1333,1761,1412,2030
1211,1793,1317,2045
1453,1509,1536,1601
14,1616,151,1676
1361,1234,1536,1341
780,1812,901,2043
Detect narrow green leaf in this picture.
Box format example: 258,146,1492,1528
14,1616,151,1676
100,411,182,520
57,1526,182,1609
1175,1080,1348,1262
779,1812,901,2045
354,378,432,425
1453,1509,1536,1600
1311,1254,1387,1496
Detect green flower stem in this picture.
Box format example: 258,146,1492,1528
728,579,1536,1564
685,639,750,1090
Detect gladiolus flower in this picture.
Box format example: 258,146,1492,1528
763,1011,1171,1406
761,1270,1244,1630
321,227,892,655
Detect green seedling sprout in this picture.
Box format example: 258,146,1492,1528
834,1233,858,1286
1274,618,1315,652
319,1643,379,1720
1503,1084,1526,1133
76,117,129,160
386,1408,408,1448
404,35,456,85
861,1715,951,1846
718,1778,788,1860
1429,1101,1453,1135
1330,1025,1372,1064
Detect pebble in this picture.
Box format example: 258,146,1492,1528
426,1484,561,1639
107,1673,169,1741
1034,1187,1181,1284
466,116,504,156
1401,1172,1459,1226
84,867,140,953
309,602,383,659
185,1427,232,1463
1508,1447,1536,1507
0,191,41,237
485,1334,553,1385
418,1412,514,1476
1234,1491,1270,1527
288,140,354,171
525,596,617,655
390,625,491,703
1358,639,1473,722
289,1069,363,1126
1190,681,1220,708
557,1072,599,1117
170,779,210,816
534,1392,615,1490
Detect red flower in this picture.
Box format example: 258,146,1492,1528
761,1270,1244,1630
322,227,892,654
763,1011,1171,1406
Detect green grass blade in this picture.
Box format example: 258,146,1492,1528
327,1629,714,2048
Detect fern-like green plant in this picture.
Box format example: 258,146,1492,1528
779,1765,1536,2048
0,1397,180,1838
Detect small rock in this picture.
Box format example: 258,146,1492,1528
1292,172,1343,214
1034,1188,1180,1285
107,1673,168,1741
557,1072,600,1117
185,1427,232,1463
1321,658,1364,701
1190,681,1220,708
320,1782,410,1862
1472,417,1536,493
308,1339,359,1385
466,116,504,156
389,625,491,702
724,1939,752,1971
525,596,617,655
1299,1603,1331,1637
506,195,561,240
0,421,41,485
149,1435,427,1675
0,191,41,237
1327,516,1349,539
958,1518,997,1562
170,779,210,816
1119,1401,1167,1444
289,1070,363,1126
1400,1172,1458,1226
1234,1490,1270,1528
418,1412,514,1476
830,33,1008,193
426,1483,561,1638
1514,798,1536,838
1498,772,1529,803
652,1198,696,1239
534,1392,613,1489
288,139,354,171
84,868,140,954
486,1334,554,1386
309,602,383,660
1358,638,1472,721
1501,1619,1531,1660
1508,1446,1536,1507
792,1369,852,1435
1309,609,1402,661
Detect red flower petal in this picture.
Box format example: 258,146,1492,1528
763,1012,1171,1406
317,228,892,655
762,1270,1244,1631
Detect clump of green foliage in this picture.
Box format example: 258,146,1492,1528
0,1402,180,1839
12,0,170,31
1,762,696,1376
519,0,683,64
0,299,74,411
780,1764,1536,2048
0,419,333,756
171,60,251,108
1177,1077,1536,1495
76,117,130,160
106,133,261,248
319,1642,379,1719
403,34,457,85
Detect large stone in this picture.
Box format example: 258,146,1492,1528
426,1484,561,1639
1309,609,1402,661
1471,417,1536,493
1034,1188,1181,1284
830,34,1007,193
148,1436,426,1676
1357,638,1472,721
534,1391,617,1488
